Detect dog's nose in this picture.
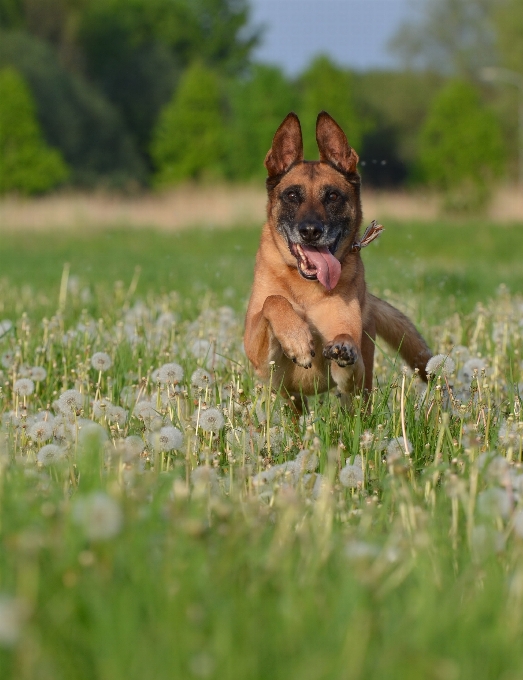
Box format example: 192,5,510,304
298,221,324,243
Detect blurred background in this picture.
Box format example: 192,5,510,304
0,0,521,221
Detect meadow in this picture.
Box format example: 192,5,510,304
0,214,523,679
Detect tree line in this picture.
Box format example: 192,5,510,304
0,0,521,210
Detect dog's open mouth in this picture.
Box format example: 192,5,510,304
289,242,341,291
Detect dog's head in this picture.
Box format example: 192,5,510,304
264,111,362,291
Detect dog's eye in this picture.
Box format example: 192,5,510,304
328,191,339,202
285,190,299,202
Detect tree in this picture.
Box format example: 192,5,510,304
389,0,499,78
0,66,69,194
224,64,297,180
418,80,505,211
298,55,364,160
150,62,226,186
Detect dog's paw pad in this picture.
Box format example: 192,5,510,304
323,341,357,367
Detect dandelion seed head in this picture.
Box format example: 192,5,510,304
37,444,66,466
13,378,34,396
191,368,214,390
91,352,112,372
72,492,123,541
30,366,47,382
0,320,13,337
339,463,364,488
1,351,14,369
460,358,486,384
386,436,413,461
28,421,54,444
58,389,84,414
477,488,511,520
92,398,112,419
295,449,319,473
149,425,183,452
191,339,212,360
158,362,184,385
198,407,224,433
426,354,455,377
132,400,157,420
106,405,128,426
191,466,218,488
123,435,145,459
0,595,30,646
78,422,108,447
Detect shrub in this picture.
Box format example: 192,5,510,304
418,80,506,211
0,66,69,194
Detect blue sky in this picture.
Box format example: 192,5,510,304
249,0,413,74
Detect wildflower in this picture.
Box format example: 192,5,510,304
359,430,374,450
2,412,20,428
13,378,34,396
425,354,455,377
92,398,112,418
72,492,123,541
57,389,84,414
28,421,54,444
120,386,139,408
158,362,184,385
37,444,66,466
0,595,30,646
191,339,212,360
295,449,319,473
191,368,214,390
191,465,218,489
123,435,145,459
149,426,183,452
459,358,486,385
498,420,523,448
386,436,413,461
1,351,14,368
30,366,47,382
106,405,128,426
477,488,511,520
133,400,158,421
198,407,224,433
0,320,12,338
340,455,364,488
91,352,112,372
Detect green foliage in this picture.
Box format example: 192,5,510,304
224,65,298,180
418,80,506,211
298,55,365,160
495,0,523,73
0,30,146,187
0,66,69,194
150,62,226,186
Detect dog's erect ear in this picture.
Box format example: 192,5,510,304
316,111,359,175
265,112,304,178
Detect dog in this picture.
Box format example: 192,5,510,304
244,111,432,408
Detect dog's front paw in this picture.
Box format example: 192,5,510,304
323,336,358,367
279,328,316,369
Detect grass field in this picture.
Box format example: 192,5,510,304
0,216,523,679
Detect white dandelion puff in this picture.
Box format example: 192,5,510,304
0,320,13,338
91,352,112,372
106,405,128,426
198,408,224,433
78,422,108,448
386,436,413,461
92,398,112,418
459,358,486,385
477,488,511,520
295,449,319,473
191,339,213,360
133,400,158,421
28,421,54,444
149,425,184,452
72,492,123,541
58,389,84,414
37,444,66,466
29,366,47,382
13,378,34,396
426,354,455,377
158,362,184,385
123,435,145,459
1,351,15,369
0,595,30,647
191,368,214,390
339,462,364,488
191,466,218,488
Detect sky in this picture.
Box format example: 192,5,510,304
249,0,415,74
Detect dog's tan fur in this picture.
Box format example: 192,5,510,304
244,111,431,405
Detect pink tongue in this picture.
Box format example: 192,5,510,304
301,246,341,291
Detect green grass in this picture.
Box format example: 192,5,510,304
0,219,522,679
